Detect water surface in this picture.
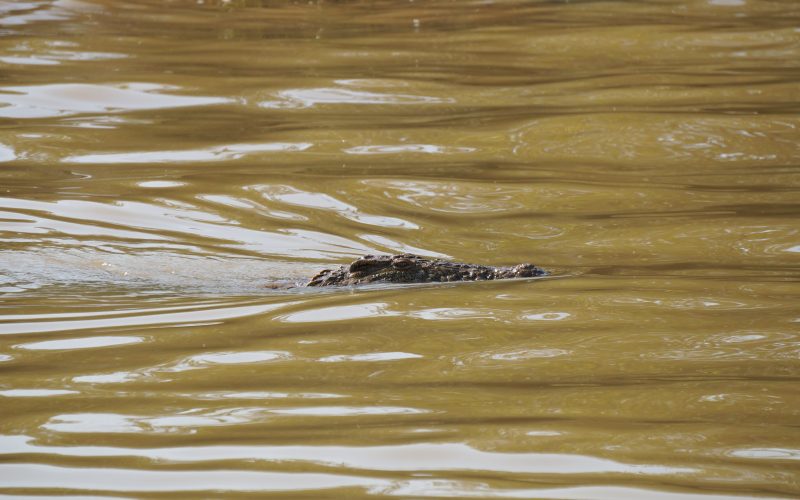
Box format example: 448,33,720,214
1,0,799,497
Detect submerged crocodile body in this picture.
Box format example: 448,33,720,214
307,253,546,287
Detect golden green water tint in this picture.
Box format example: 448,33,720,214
0,0,798,497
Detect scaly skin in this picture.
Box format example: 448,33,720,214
307,253,546,287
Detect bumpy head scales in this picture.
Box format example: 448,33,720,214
306,253,546,287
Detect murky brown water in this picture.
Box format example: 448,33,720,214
1,0,799,497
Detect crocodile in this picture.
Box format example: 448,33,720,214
306,253,546,287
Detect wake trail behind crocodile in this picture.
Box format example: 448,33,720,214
0,249,321,295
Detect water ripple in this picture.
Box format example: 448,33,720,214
178,350,293,367
0,44,125,66
42,409,271,433
0,1,72,27
0,196,378,259
252,184,417,229
276,302,397,323
0,302,292,335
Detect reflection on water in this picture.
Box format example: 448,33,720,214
63,142,313,164
0,463,386,493
319,352,423,362
0,295,297,333
17,335,144,351
0,434,690,474
259,86,452,108
0,389,78,397
0,83,229,119
1,0,799,497
184,350,292,365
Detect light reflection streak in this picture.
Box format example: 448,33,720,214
319,352,422,362
156,351,293,373
522,312,571,321
0,83,230,119
41,410,271,433
17,336,143,351
137,181,185,188
0,50,125,66
0,1,71,27
63,143,312,164
259,87,451,108
358,234,449,258
409,308,495,321
0,2,42,16
0,55,59,65
0,144,15,162
0,435,693,476
728,448,800,460
0,197,378,259
184,351,292,365
251,184,417,229
0,207,165,241
488,349,571,361
372,482,780,499
72,372,139,384
344,144,475,155
0,463,383,492
370,179,530,214
0,389,78,397
275,302,398,323
192,391,344,400
41,406,429,433
269,406,428,416
199,194,306,221
0,300,240,322
276,305,566,325
0,302,293,335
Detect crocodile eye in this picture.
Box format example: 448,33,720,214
349,259,373,272
392,258,413,270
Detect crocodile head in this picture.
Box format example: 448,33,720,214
306,253,546,287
